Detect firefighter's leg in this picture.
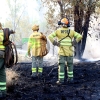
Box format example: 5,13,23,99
0,58,6,98
37,56,43,77
57,55,65,84
31,56,38,78
67,56,74,83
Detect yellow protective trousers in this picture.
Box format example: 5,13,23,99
58,55,73,82
31,56,43,75
0,58,6,97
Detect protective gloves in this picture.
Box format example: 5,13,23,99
53,40,60,47
72,40,77,46
28,51,31,57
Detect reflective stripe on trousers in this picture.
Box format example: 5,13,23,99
0,58,6,92
32,68,37,73
58,55,73,81
38,68,43,73
32,56,43,73
0,82,6,91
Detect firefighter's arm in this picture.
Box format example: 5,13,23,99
74,32,82,43
27,36,32,56
27,44,31,57
48,32,59,46
48,32,57,43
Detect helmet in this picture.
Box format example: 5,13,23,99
61,18,69,25
32,25,39,31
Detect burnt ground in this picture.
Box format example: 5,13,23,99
3,61,100,100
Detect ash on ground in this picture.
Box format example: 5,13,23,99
4,60,100,100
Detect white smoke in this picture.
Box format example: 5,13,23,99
82,14,100,61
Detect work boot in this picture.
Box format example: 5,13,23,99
56,80,64,85
0,91,2,98
67,78,74,84
37,73,42,79
31,73,37,79
0,91,6,99
0,95,6,99
2,91,6,97
38,73,42,77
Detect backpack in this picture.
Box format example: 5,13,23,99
40,32,48,57
3,28,18,68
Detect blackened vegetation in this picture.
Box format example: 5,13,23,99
5,61,100,100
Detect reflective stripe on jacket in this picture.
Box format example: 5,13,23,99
48,27,82,56
0,30,5,50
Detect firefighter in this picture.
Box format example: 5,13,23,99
27,25,47,78
0,23,6,98
48,18,82,84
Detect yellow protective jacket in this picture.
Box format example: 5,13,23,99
48,27,82,56
28,31,47,56
0,30,5,50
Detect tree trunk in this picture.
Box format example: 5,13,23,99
57,0,64,18
81,10,91,56
74,4,84,59
74,0,95,59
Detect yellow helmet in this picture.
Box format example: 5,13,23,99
32,25,39,31
61,18,69,25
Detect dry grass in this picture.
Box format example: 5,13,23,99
6,69,19,92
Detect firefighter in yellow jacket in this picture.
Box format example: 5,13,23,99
48,18,82,84
27,25,47,78
0,23,6,98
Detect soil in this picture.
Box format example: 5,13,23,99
3,61,100,100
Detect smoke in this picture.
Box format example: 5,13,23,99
83,37,100,60
82,14,100,61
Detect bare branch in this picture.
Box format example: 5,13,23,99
57,0,62,6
